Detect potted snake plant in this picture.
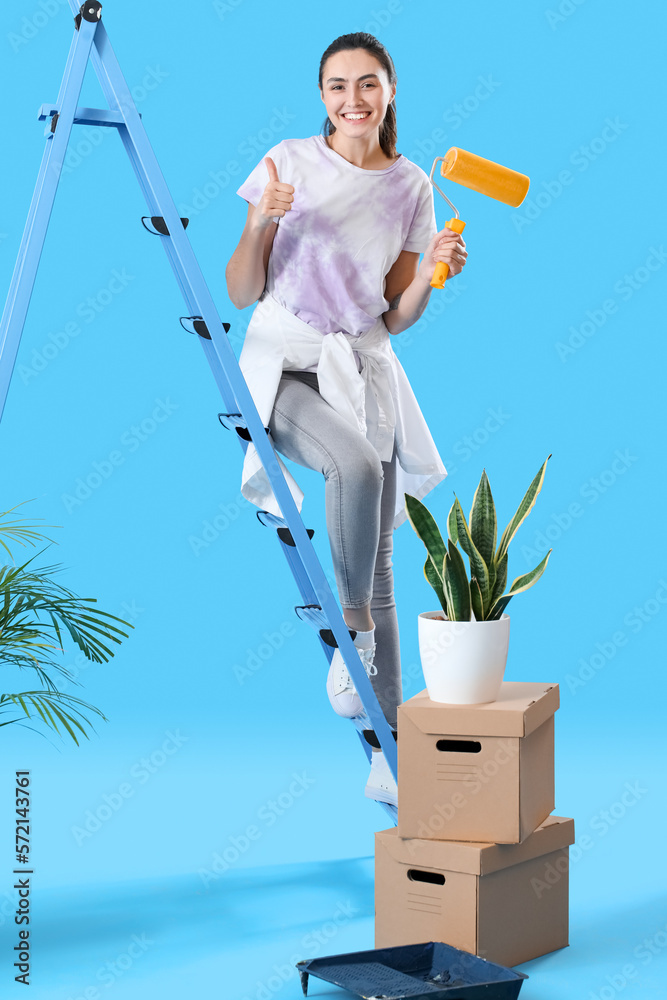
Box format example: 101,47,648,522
404,456,552,704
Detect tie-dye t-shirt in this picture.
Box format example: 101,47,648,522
236,135,437,341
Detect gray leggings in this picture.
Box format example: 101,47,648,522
268,370,402,728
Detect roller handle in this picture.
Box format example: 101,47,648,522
430,218,466,289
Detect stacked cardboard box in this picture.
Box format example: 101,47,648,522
375,681,575,967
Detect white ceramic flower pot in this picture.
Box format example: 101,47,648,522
418,611,511,705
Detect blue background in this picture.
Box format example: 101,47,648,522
0,1,665,997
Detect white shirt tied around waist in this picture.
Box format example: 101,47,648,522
238,292,447,530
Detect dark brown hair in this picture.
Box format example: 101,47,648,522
318,32,398,159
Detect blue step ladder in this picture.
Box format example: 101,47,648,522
0,1,398,822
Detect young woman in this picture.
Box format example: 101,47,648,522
226,32,467,806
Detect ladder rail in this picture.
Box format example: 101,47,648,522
0,18,98,421
78,20,399,775
0,3,399,788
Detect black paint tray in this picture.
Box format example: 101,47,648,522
296,941,527,999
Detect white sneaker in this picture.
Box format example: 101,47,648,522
326,642,377,718
365,749,398,806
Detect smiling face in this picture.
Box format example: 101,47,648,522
319,48,396,142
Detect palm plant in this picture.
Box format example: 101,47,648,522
405,456,552,622
0,501,132,743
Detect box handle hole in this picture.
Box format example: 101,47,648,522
436,739,482,753
407,869,446,885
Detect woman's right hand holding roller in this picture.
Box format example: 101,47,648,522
418,225,467,284
253,156,294,229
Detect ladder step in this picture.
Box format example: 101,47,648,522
181,316,230,341
38,105,135,128
256,510,288,529
363,728,398,749
142,215,189,237
256,509,315,547
218,412,268,441
294,605,357,648
277,526,314,547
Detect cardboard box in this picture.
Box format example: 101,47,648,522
398,682,559,844
375,815,574,968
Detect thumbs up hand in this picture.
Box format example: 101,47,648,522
254,156,294,228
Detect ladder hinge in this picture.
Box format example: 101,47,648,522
75,1,102,29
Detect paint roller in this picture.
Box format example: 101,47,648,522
429,147,530,289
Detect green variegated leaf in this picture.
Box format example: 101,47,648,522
443,540,471,621
447,500,458,544
490,551,508,606
405,494,446,585
487,551,552,619
470,470,496,569
470,577,484,621
424,555,448,615
506,550,553,596
497,455,551,561
454,499,490,607
486,557,496,603
486,594,512,621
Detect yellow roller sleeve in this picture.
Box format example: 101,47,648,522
441,147,530,208
430,217,466,290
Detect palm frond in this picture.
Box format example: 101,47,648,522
0,503,133,746
0,500,57,559
0,691,107,745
